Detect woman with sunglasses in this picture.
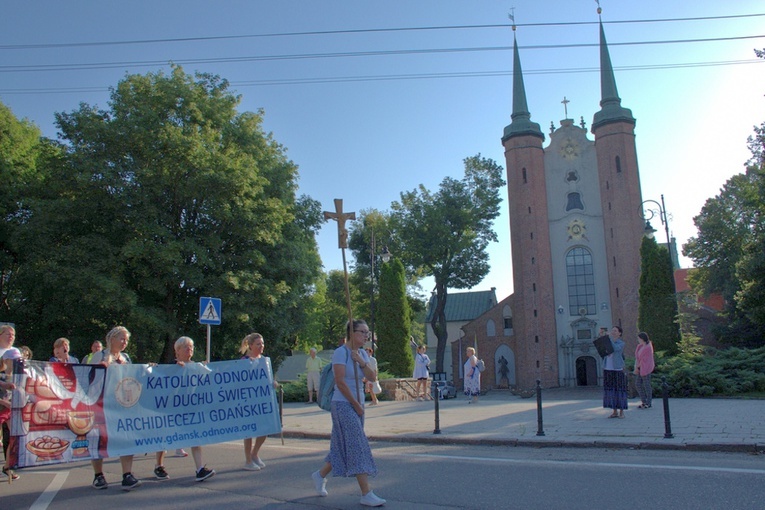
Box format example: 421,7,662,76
311,319,385,507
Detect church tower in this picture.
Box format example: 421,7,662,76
591,18,644,336
501,30,559,388
492,13,644,389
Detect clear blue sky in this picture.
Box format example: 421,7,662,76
2,1,764,301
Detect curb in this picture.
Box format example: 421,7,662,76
281,430,765,454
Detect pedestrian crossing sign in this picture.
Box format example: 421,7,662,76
199,297,222,325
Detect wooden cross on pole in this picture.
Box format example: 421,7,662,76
323,198,356,326
323,198,355,249
323,198,361,403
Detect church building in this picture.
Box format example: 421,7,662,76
453,16,645,390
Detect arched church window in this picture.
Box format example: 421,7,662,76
566,247,596,316
566,192,584,211
486,319,496,337
522,168,527,183
503,305,513,335
615,156,622,173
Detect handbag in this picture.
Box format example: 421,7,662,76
593,335,614,358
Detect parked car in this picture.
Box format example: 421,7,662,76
434,380,457,399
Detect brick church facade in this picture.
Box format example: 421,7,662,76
452,18,645,391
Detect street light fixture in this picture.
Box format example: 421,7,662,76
639,193,675,292
369,231,391,357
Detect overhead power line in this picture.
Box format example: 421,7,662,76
0,58,760,95
0,34,763,74
0,12,763,51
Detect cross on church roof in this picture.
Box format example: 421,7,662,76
561,96,570,118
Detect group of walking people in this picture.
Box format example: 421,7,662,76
83,326,217,490
3,320,387,506
0,324,284,492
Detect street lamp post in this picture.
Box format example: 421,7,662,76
369,231,391,357
640,194,676,292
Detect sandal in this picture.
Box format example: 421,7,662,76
2,467,19,480
608,413,619,419
637,404,647,409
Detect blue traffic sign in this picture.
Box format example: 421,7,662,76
199,297,222,325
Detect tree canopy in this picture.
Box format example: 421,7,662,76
390,154,505,371
0,103,48,315
2,67,322,365
684,124,765,347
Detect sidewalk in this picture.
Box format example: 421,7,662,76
281,387,765,453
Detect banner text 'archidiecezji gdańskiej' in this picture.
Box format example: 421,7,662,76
8,358,280,468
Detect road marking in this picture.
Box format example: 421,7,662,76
30,471,69,510
404,452,765,475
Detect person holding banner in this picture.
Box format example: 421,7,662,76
49,337,79,363
83,340,103,364
89,326,167,491
173,336,215,482
0,324,20,480
240,332,272,471
311,319,385,507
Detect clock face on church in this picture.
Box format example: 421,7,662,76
559,138,580,160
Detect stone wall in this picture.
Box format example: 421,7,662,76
379,378,428,401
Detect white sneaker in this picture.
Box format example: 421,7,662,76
311,470,327,497
253,457,266,468
243,461,261,471
360,490,386,507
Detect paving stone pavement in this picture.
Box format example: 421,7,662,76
281,387,765,452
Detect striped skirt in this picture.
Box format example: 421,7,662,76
602,369,628,410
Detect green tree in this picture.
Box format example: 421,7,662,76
347,209,393,325
684,136,765,347
296,269,357,352
376,258,413,377
638,235,680,353
10,67,321,365
683,50,765,347
390,154,505,372
0,103,49,319
734,122,765,331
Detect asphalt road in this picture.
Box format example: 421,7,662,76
4,438,765,509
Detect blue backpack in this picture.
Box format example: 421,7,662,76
317,346,349,411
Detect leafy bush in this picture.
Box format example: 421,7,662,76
655,345,765,397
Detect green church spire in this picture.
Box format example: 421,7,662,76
592,17,635,130
502,32,544,143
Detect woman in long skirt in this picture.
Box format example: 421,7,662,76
603,326,628,418
311,320,386,507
